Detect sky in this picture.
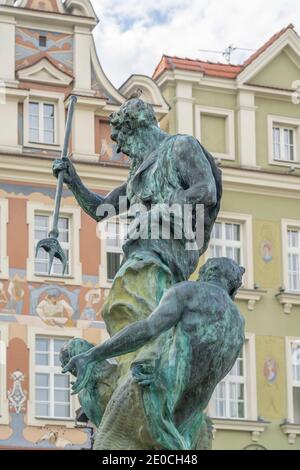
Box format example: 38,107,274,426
90,0,300,88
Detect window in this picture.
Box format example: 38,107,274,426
0,325,9,425
209,221,242,264
0,199,9,279
195,105,235,161
34,213,70,276
29,101,55,144
212,347,246,419
99,218,129,286
268,115,300,166
206,212,254,290
209,334,257,422
273,126,295,162
27,202,82,285
35,336,71,419
291,342,300,423
287,228,300,291
39,35,47,48
286,338,300,424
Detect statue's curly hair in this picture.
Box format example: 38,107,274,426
59,338,94,371
199,257,245,296
109,99,158,133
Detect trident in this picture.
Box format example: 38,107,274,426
35,95,77,275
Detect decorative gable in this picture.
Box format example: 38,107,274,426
249,48,300,90
17,57,73,85
16,27,73,76
237,26,300,87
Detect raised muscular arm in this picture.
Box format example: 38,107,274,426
53,158,128,222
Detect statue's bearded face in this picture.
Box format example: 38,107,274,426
109,99,158,158
109,110,134,157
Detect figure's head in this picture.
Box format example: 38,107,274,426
46,288,60,304
198,257,245,299
59,338,94,376
109,99,158,158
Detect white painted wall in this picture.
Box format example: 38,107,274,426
0,17,15,81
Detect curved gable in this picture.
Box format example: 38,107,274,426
14,0,66,13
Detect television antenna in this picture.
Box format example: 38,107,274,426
198,45,255,64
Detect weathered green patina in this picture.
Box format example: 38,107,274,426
53,99,245,450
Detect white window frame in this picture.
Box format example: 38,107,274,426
282,219,300,293
23,90,65,150
0,199,9,279
208,333,257,422
0,324,9,425
99,216,129,289
34,212,71,278
268,115,300,167
195,105,235,161
285,337,300,423
211,344,247,420
28,101,56,145
26,202,82,286
205,212,254,289
27,326,81,427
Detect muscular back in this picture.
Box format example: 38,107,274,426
173,282,244,423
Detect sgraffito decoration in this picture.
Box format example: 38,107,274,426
261,240,273,263
263,358,278,384
16,28,73,76
8,370,27,414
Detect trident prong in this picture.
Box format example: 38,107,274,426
35,96,77,275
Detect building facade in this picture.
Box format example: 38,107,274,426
0,0,300,451
153,24,300,450
0,0,168,449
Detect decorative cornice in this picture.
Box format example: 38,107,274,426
212,418,269,442
236,288,266,311
276,292,300,314
281,423,300,444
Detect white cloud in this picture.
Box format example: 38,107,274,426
90,0,300,88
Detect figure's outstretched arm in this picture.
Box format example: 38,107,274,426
88,287,181,363
62,287,183,390
53,158,128,221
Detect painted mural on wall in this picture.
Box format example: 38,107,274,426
260,240,273,263
36,288,74,327
0,275,25,315
16,27,73,76
97,119,130,165
263,358,278,383
0,274,109,328
81,288,109,321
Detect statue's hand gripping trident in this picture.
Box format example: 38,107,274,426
35,95,77,275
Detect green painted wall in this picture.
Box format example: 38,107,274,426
250,50,300,90
158,55,300,448
201,113,226,154
192,89,240,164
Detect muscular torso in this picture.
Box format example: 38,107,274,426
123,135,219,281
